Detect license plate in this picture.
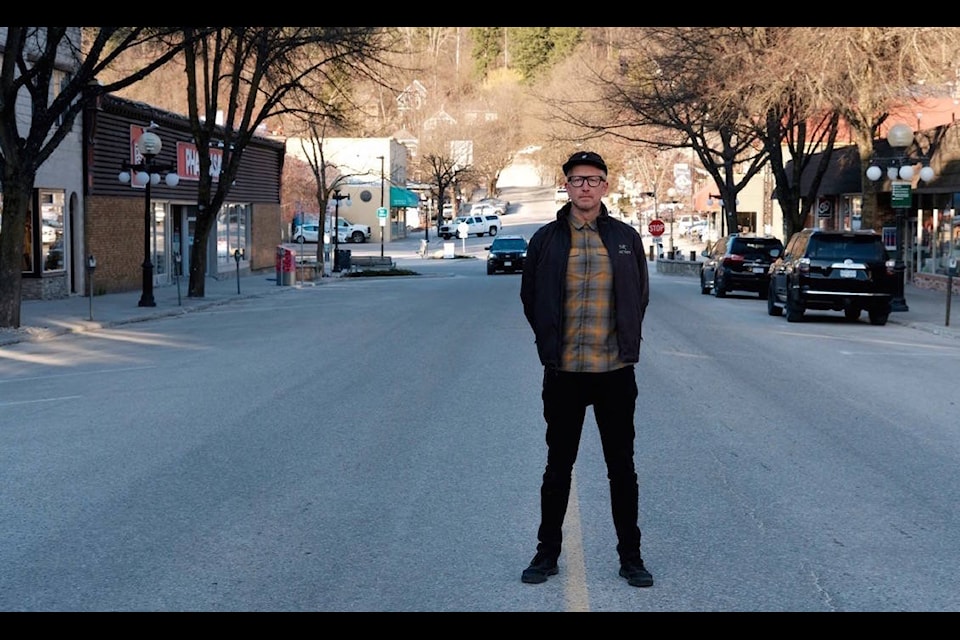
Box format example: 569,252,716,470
503,260,512,267
840,269,856,278
752,267,765,274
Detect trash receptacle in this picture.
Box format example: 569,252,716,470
276,245,295,285
337,249,352,272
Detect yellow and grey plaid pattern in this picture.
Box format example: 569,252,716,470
560,218,624,372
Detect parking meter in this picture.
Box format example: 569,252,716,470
233,248,244,294
174,252,182,305
86,255,96,320
947,257,958,327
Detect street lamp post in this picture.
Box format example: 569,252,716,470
377,154,385,259
331,189,350,272
866,122,936,312
118,126,179,307
667,187,678,257
641,190,659,257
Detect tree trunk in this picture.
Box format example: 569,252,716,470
0,177,35,328
187,209,214,298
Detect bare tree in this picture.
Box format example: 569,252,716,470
178,26,389,297
808,27,960,229
464,83,525,197
418,152,471,242
556,27,771,235
0,26,192,328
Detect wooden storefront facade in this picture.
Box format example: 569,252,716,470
81,94,284,296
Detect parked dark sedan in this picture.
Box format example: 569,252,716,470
485,234,527,274
700,234,784,298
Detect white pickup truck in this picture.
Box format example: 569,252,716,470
326,216,371,243
439,214,502,240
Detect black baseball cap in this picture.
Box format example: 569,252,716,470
563,151,607,176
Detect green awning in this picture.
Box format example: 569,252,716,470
390,185,420,208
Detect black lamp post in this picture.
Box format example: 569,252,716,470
641,189,661,258
866,122,936,313
667,187,678,258
331,189,350,272
119,126,179,307
378,154,385,258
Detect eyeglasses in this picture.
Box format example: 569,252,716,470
566,175,606,188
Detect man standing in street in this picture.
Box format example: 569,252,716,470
519,151,653,588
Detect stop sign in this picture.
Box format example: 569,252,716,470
648,219,665,237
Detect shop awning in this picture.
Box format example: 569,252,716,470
390,185,420,208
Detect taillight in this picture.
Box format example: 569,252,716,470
798,257,810,274
721,254,745,267
885,258,895,276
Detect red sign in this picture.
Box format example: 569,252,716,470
648,219,665,237
177,141,222,182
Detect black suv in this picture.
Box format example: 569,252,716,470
485,234,527,274
766,228,894,325
700,234,784,298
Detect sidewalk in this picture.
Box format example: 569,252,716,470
3,238,960,347
0,234,443,347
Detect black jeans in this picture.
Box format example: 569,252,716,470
535,365,642,562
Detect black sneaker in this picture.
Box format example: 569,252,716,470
619,557,654,587
521,552,559,584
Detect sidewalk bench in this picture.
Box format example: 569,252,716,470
350,256,395,272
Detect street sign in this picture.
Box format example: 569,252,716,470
377,207,388,218
892,181,912,209
648,219,665,237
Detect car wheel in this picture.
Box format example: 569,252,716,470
844,307,861,321
868,309,889,325
352,231,365,243
489,227,498,236
487,265,495,275
713,277,726,298
785,291,804,322
767,283,782,316
700,271,710,295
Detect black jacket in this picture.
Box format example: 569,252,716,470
520,203,650,368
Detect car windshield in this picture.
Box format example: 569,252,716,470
493,239,526,250
811,236,886,262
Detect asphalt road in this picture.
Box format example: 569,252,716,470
2,187,960,612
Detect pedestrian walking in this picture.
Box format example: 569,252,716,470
519,151,653,587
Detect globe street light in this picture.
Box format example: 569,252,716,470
865,122,936,312
118,126,179,307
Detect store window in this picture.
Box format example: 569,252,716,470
39,189,65,272
216,203,249,266
1,189,64,275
